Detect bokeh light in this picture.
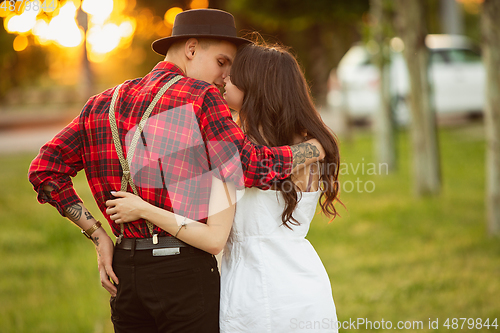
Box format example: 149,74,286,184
5,5,40,34
41,0,58,13
13,34,28,51
45,1,83,47
13,0,25,14
0,1,9,18
164,7,182,26
2,0,136,62
390,37,405,53
190,0,209,10
87,23,120,54
82,0,113,25
32,17,50,45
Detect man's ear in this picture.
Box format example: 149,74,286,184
185,38,199,60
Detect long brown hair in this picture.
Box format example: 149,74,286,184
230,42,342,227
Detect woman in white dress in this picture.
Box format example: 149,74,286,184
219,43,341,333
106,42,341,333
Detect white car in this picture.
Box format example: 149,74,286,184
330,34,485,124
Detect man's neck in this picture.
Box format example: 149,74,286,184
164,54,187,75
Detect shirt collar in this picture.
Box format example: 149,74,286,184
152,61,185,76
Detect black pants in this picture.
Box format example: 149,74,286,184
110,245,220,333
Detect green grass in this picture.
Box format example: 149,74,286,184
309,123,500,332
0,153,114,333
1,123,499,332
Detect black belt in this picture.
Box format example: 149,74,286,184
115,236,189,250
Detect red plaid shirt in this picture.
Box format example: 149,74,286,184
28,62,292,238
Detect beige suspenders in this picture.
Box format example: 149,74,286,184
108,75,183,244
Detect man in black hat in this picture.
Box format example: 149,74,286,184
29,8,324,332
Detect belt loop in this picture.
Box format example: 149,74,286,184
130,239,136,258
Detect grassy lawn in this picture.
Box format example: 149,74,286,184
1,122,499,332
310,122,500,332
0,152,114,333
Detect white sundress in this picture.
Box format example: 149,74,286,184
220,187,338,333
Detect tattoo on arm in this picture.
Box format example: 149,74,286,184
291,142,320,170
65,204,83,222
85,211,94,220
92,236,100,247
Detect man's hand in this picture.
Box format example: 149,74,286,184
93,228,119,297
61,202,119,296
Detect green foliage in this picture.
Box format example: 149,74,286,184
226,0,369,106
229,0,368,27
0,25,49,100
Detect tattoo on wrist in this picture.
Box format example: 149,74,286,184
85,211,94,220
65,204,83,222
291,142,320,170
92,236,100,247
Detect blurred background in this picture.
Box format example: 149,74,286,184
1,0,499,332
0,0,486,118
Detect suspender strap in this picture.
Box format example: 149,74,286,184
108,75,183,244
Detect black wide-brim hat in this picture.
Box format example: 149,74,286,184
152,9,251,56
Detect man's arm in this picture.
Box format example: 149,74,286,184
28,114,85,215
29,102,118,296
43,186,119,297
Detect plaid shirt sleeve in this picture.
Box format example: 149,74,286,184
199,87,293,188
28,101,90,216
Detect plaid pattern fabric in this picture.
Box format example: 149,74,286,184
28,62,293,238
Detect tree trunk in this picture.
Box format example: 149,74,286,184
306,23,329,108
77,9,94,100
440,0,464,35
482,0,500,236
371,0,397,172
394,0,441,195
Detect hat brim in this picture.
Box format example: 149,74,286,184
152,35,251,56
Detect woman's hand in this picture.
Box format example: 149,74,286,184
105,191,146,224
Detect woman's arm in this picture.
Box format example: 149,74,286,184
105,176,236,255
